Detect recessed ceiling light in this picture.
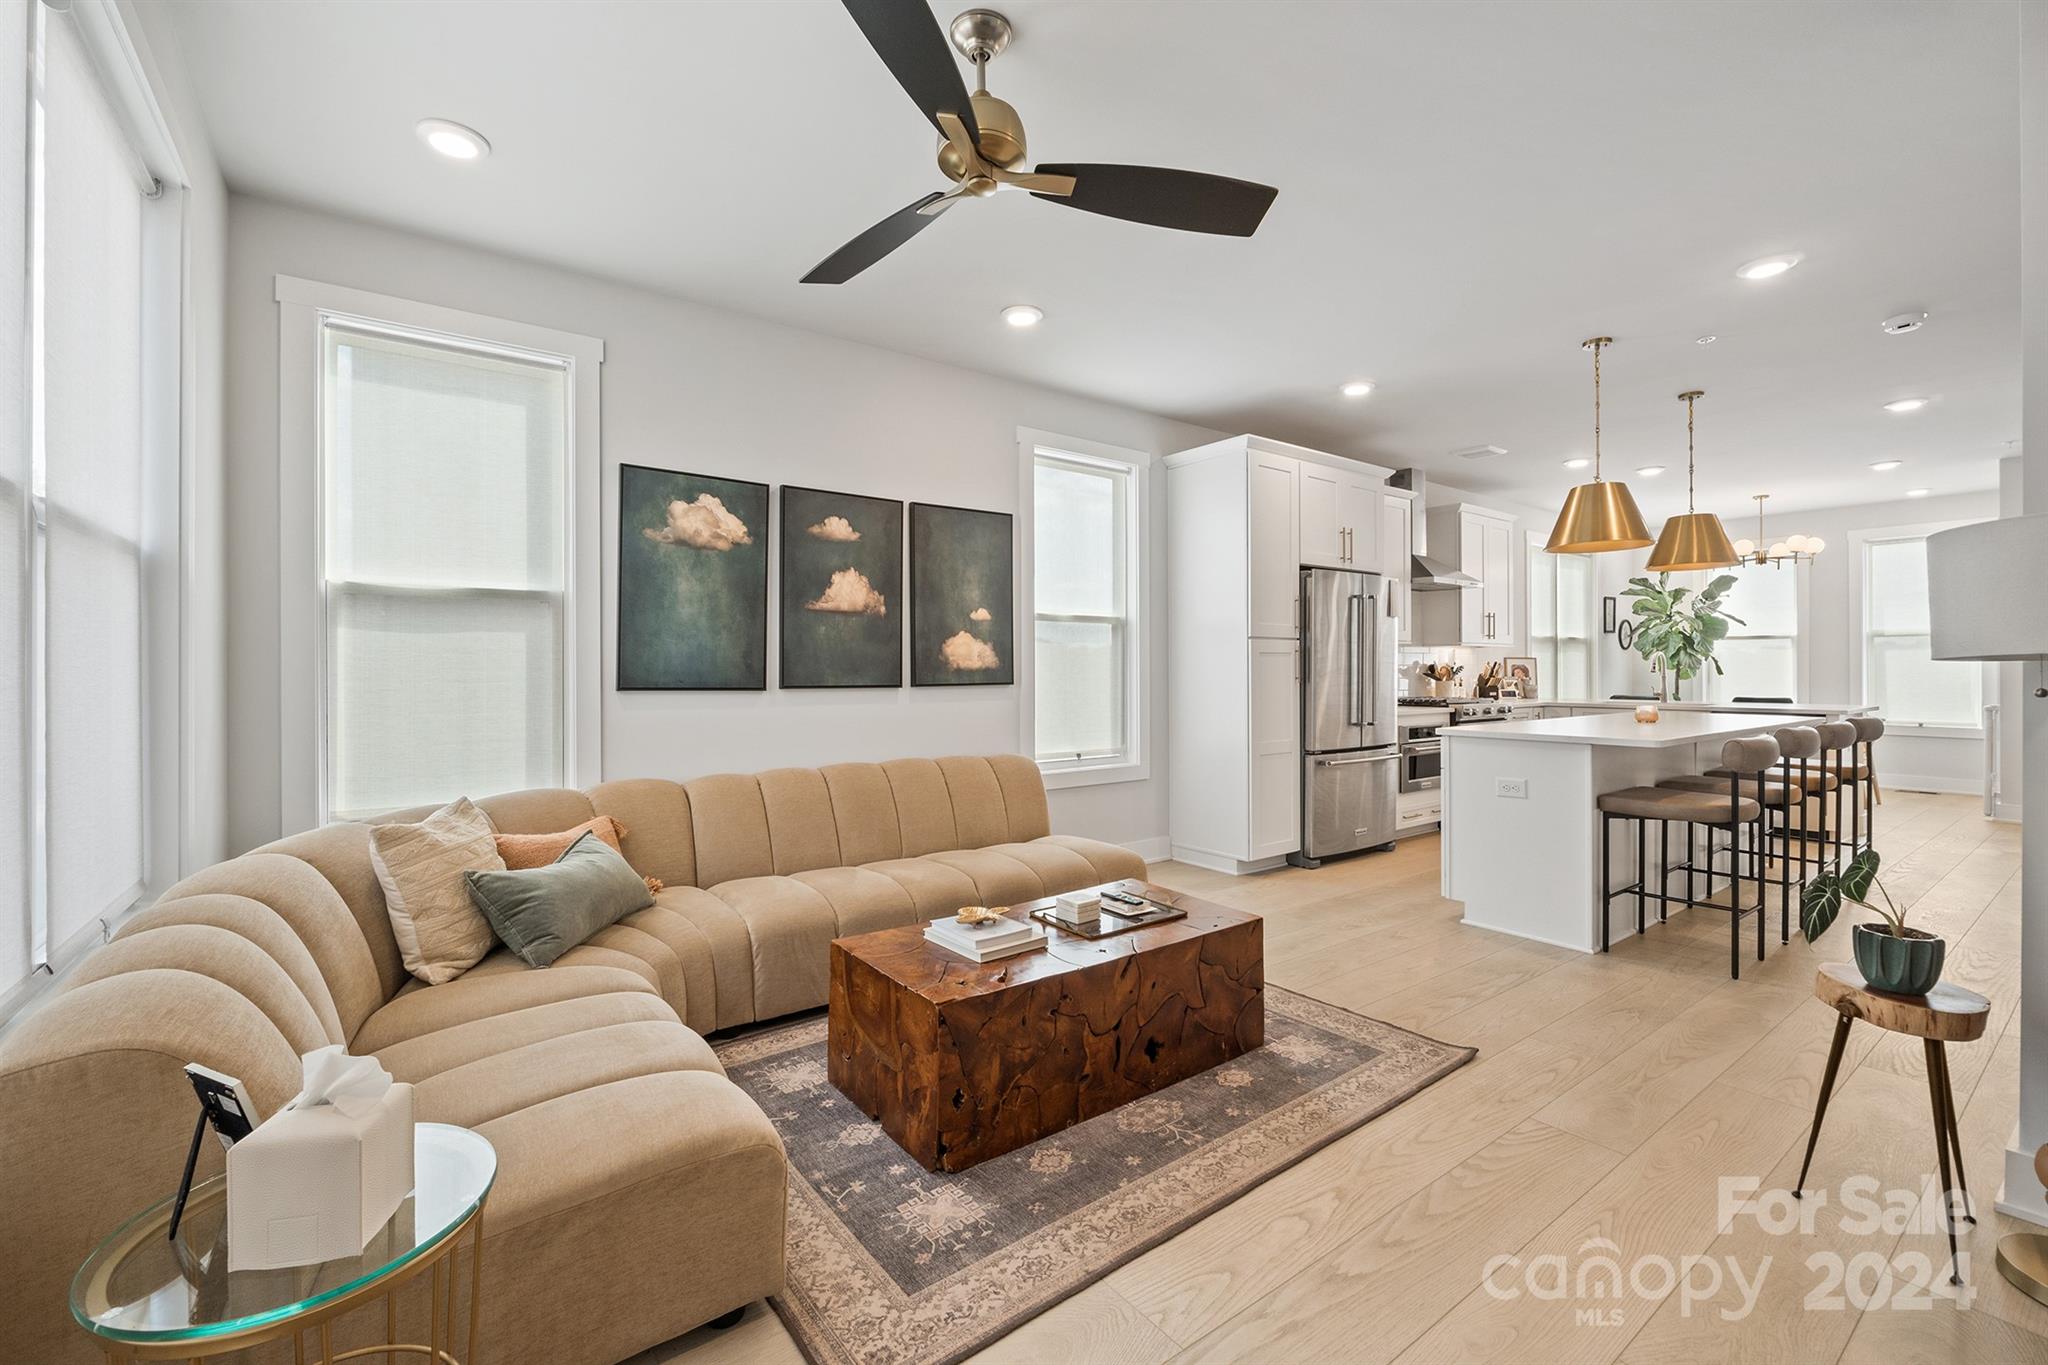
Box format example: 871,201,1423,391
416,118,489,161
1340,380,1375,398
1907,487,1932,498
1869,460,1903,471
1636,466,1666,477
1883,397,1930,414
1736,253,1802,281
1563,457,1591,470
1881,311,1929,335
1695,335,1717,346
1000,304,1043,328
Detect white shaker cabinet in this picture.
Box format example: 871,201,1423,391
1382,488,1415,645
1165,435,1391,872
1300,464,1383,571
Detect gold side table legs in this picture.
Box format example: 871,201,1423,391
101,1212,485,1365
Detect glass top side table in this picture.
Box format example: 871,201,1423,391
72,1122,496,1363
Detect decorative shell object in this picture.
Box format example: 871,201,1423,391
955,905,1007,925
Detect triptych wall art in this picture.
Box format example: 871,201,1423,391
614,469,1013,692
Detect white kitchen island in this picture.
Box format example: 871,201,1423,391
1439,708,1868,952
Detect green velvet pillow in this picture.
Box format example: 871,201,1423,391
463,831,654,968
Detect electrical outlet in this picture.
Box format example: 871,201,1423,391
1495,777,1528,799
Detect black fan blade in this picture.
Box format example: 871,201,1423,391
840,0,980,146
801,191,953,284
1030,164,1277,237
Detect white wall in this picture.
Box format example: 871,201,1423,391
1590,489,2000,791
223,197,1222,856
123,1,229,871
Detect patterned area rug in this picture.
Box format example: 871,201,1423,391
714,985,1475,1365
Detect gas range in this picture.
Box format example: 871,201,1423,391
1399,697,1520,725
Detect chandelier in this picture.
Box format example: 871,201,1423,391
1732,494,1825,567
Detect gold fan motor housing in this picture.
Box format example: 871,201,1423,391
938,90,1027,188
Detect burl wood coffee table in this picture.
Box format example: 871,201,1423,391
827,880,1263,1172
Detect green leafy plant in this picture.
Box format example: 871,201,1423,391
1619,572,1744,701
1800,846,1899,941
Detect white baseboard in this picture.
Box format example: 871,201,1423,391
1122,835,1171,864
1166,844,1289,876
1884,773,1982,797
1991,799,2023,823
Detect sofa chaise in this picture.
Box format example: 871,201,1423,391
0,754,1143,1365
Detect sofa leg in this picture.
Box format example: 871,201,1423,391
709,1306,747,1330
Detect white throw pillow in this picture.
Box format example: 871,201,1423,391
368,797,504,984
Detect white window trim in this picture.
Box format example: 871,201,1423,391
274,277,603,833
1849,520,1989,740
1016,427,1150,790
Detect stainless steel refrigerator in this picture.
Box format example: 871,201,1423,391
1290,566,1399,867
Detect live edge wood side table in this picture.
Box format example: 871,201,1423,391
1793,962,1989,1286
828,881,1264,1172
71,1123,494,1364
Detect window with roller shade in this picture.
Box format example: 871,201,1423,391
1,0,173,1012
1030,436,1145,780
1703,560,1802,703
1861,532,1982,729
319,324,571,819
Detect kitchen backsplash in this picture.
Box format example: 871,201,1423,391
1398,646,1512,699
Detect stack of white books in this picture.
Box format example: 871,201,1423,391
924,913,1046,963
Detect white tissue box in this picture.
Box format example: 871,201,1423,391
227,1083,415,1270
1052,891,1101,924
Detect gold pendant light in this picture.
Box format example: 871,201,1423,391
1546,337,1652,553
1646,389,1740,571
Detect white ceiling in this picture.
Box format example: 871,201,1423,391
164,0,2021,515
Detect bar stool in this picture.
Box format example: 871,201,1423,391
1828,716,1883,852
1810,720,1860,872
1598,734,1777,979
1656,723,1821,945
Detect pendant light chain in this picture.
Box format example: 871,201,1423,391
1591,339,1604,483
1685,391,1698,512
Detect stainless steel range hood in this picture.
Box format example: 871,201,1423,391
1409,552,1479,591
1389,467,1481,590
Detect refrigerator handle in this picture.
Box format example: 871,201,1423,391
1363,592,1378,731
1347,593,1363,726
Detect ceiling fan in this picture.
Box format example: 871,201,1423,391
802,1,1279,284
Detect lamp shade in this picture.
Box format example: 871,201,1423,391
1927,514,2048,660
1645,511,1740,572
1545,480,1653,553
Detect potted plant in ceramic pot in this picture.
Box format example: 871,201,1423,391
1619,572,1744,703
1800,847,1944,994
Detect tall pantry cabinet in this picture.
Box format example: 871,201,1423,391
1165,435,1395,873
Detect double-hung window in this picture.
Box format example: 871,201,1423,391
1025,432,1146,785
1859,530,1983,730
1526,537,1594,699
2,0,183,1016
278,281,602,828
1703,561,1802,702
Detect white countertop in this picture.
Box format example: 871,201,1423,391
1533,698,1874,716
1440,709,1796,749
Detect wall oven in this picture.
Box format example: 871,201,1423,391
1399,728,1441,793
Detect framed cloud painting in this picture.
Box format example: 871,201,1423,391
617,464,769,690
778,486,903,688
909,502,1014,687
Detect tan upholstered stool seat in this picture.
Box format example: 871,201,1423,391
1710,764,1839,792
1596,785,1760,823
1659,773,1801,804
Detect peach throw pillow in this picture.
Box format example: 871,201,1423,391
495,816,663,894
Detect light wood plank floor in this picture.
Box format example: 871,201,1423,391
637,791,2043,1365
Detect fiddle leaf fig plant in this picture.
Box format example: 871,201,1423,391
1619,572,1744,701
1800,846,1894,941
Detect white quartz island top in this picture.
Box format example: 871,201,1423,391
1441,710,1799,749
1533,698,1874,717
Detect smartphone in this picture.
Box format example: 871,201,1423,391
184,1063,259,1149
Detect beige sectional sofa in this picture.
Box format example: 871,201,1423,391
0,754,1143,1365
